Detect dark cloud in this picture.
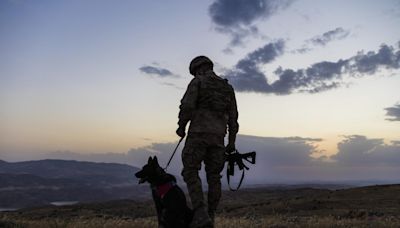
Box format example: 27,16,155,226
331,135,400,166
44,135,322,182
293,27,350,54
216,26,260,47
348,44,400,74
8,134,400,183
385,103,400,121
228,135,399,182
276,42,400,94
234,135,400,182
139,65,178,78
209,0,294,46
126,142,182,173
226,40,285,92
236,135,318,167
227,42,400,94
283,136,323,142
309,27,350,46
292,46,311,54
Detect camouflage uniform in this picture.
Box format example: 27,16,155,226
178,70,239,224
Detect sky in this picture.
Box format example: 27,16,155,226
1,0,400,182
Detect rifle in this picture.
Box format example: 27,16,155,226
226,150,256,191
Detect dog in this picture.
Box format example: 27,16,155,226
135,156,193,228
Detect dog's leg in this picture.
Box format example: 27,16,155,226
162,188,192,228
152,191,167,227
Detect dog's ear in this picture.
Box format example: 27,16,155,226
153,156,159,166
148,156,153,164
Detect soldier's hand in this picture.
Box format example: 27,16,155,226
226,143,235,154
176,127,186,138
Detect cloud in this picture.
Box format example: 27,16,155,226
226,40,285,92
331,135,400,166
283,136,322,142
31,135,322,182
348,44,400,74
293,27,350,54
7,134,400,183
236,135,320,166
227,41,400,94
44,143,182,171
208,0,294,46
309,27,350,46
160,82,184,90
385,103,400,121
292,46,311,54
233,135,399,182
139,65,178,78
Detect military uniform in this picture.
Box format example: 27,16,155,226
178,70,239,226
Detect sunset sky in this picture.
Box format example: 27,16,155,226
1,0,399,181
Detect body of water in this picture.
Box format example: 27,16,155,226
0,208,19,212
50,201,79,206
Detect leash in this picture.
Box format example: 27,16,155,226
164,137,184,171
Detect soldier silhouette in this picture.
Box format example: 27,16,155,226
177,56,239,228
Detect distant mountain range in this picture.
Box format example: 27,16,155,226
2,159,396,210
0,159,150,208
0,159,139,186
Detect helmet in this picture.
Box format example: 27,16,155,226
189,56,213,76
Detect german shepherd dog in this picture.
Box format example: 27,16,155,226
135,156,193,228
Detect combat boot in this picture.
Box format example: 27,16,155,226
208,209,215,225
190,206,213,228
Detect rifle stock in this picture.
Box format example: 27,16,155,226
242,151,256,164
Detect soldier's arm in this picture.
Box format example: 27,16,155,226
228,88,239,146
178,78,200,130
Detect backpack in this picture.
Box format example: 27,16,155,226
197,75,232,112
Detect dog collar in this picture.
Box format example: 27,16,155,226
156,181,176,199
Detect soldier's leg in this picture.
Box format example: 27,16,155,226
181,135,207,210
182,135,213,227
204,136,226,221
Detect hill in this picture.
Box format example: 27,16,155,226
1,184,399,227
0,160,149,208
0,159,139,186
